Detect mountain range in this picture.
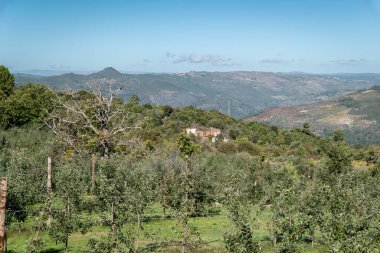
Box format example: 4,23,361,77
15,67,380,119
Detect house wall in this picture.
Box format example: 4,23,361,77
186,127,221,140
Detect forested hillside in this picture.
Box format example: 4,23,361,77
1,65,380,252
15,67,380,119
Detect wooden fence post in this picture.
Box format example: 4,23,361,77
47,157,52,227
0,177,7,253
47,157,52,193
92,154,95,193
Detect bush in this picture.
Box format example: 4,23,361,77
237,140,260,155
218,142,237,154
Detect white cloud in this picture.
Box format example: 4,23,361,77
260,58,305,65
165,52,176,58
330,58,369,65
48,64,70,69
260,58,291,64
168,53,235,66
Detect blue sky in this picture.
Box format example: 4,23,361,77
0,0,379,74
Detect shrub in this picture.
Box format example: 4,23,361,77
218,142,237,154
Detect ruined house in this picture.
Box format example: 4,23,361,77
185,127,221,142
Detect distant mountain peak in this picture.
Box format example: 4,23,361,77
101,67,119,73
91,67,122,78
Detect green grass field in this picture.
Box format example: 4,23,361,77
5,205,327,252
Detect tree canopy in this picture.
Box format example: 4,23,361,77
0,66,379,252
0,65,15,99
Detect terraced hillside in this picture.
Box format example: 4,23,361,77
249,86,380,145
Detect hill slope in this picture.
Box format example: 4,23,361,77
249,86,380,145
15,68,380,118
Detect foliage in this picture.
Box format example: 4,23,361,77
176,132,201,157
221,154,261,253
217,142,237,154
324,140,353,174
2,149,35,223
224,208,260,253
1,66,380,252
2,84,54,128
333,130,344,142
89,157,136,252
48,158,90,252
0,65,14,98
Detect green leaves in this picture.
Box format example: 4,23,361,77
0,65,14,98
3,84,53,127
325,141,353,174
176,132,201,157
0,67,52,128
317,172,380,253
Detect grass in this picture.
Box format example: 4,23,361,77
5,205,327,252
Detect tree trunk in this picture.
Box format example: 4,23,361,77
135,212,140,252
47,158,52,228
182,157,190,253
65,237,68,253
91,154,95,193
111,202,118,252
135,192,142,252
4,227,7,253
0,177,7,253
65,197,70,253
102,140,110,157
182,219,189,253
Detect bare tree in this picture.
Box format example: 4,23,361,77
46,79,139,157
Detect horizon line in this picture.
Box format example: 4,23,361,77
12,67,380,77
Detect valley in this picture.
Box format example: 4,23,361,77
15,68,380,119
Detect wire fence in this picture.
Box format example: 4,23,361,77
4,206,232,252
5,209,228,222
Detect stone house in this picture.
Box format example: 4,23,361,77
185,127,221,142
